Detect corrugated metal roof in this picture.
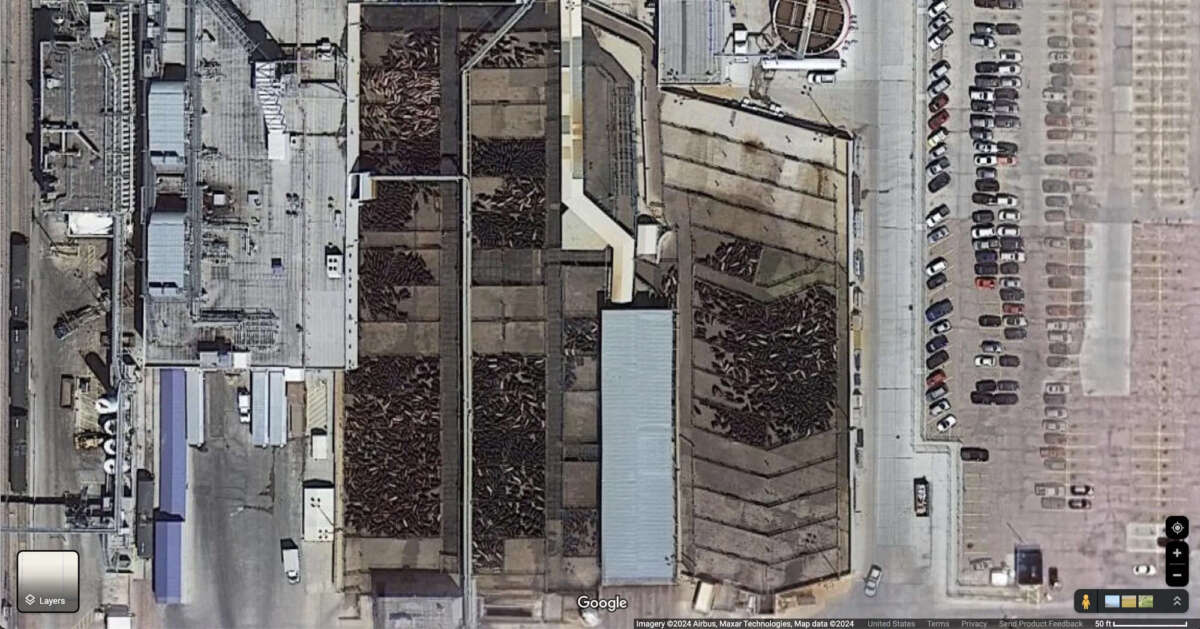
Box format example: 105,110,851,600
268,370,286,446
148,81,186,167
147,210,186,295
251,371,269,447
658,0,724,84
303,481,334,541
158,369,187,518
599,308,677,585
153,518,183,603
185,369,204,446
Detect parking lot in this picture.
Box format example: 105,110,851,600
917,0,1200,594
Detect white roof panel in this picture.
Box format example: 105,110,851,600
599,308,677,584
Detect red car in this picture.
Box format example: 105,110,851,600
926,369,947,388
975,277,997,289
996,155,1017,166
929,109,950,130
1002,303,1024,314
929,92,949,114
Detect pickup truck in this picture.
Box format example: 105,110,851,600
281,539,300,584
914,477,930,517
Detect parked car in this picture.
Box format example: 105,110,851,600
928,77,952,98
926,350,950,370
929,143,948,159
865,565,883,597
993,101,1019,114
973,238,1000,251
929,59,951,80
970,391,993,405
978,314,1002,327
971,100,994,113
1046,407,1068,419
936,415,958,432
974,354,996,367
996,23,1020,35
969,33,996,48
973,22,995,35
1133,564,1157,576
999,49,1022,62
995,113,1020,126
1002,303,1024,315
997,380,1019,392
997,224,1020,236
971,114,995,128
971,225,996,239
929,398,952,416
1045,382,1069,394
997,63,1022,75
930,319,951,335
974,262,998,276
998,0,1022,8
975,250,998,263
1068,498,1091,510
970,127,994,141
928,172,951,193
976,61,999,74
993,392,1018,405
929,92,950,113
976,179,999,192
1004,315,1027,327
972,209,995,223
969,89,995,102
928,26,953,50
926,369,947,388
928,127,949,148
975,380,998,393
998,209,1020,222
994,194,1019,207
925,299,953,322
975,277,996,289
1043,419,1067,432
961,447,990,461
927,225,950,243
927,155,951,175
981,340,1003,353
999,287,1024,301
975,154,997,167
925,257,949,276
998,354,1020,367
929,110,950,130
999,261,1019,275
928,0,949,16
926,385,949,405
975,75,1002,88
1003,327,1027,340
927,273,948,290
1070,484,1094,496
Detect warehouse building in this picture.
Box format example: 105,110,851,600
147,81,186,169
599,307,677,585
146,198,187,297
658,0,725,84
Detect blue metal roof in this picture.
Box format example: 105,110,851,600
159,369,187,517
599,308,677,585
154,518,183,603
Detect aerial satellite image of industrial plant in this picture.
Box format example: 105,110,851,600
0,0,1197,627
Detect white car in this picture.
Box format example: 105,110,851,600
997,224,1020,236
925,257,948,276
930,319,952,334
975,355,997,367
1045,382,1070,394
974,140,998,153
998,209,1020,221
1133,564,1157,576
928,0,948,17
999,76,1022,88
929,398,952,416
975,155,998,166
865,565,883,597
1043,88,1067,101
997,63,1022,75
936,414,958,432
1000,277,1021,288
969,88,995,101
1046,408,1068,419
927,128,949,149
1048,50,1070,62
999,251,1025,262
999,49,1022,62
969,34,996,48
994,193,1019,206
807,71,836,84
971,225,996,239
929,143,948,159
1004,315,1028,327
925,206,950,228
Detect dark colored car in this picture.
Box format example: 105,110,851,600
998,0,1022,8
979,314,1002,327
971,100,994,113
1045,195,1069,207
926,350,950,369
998,354,1020,367
995,115,1020,129
975,0,998,6
1046,101,1068,115
999,287,1025,301
929,92,950,113
975,262,998,276
972,210,995,223
997,380,1019,391
999,236,1023,252
1004,327,1028,340
970,391,994,405
975,250,998,263
1045,209,1067,222
973,22,996,35
1045,154,1068,166
929,109,951,129
926,369,947,388
996,141,1018,155
1048,36,1070,48
925,299,954,323
976,179,1000,192
999,261,1020,275
926,335,949,353
972,193,996,205
975,75,1002,88
993,392,1019,405
978,166,997,180
1044,393,1067,406
994,87,1019,101
928,172,952,193
996,23,1020,35
975,379,998,392
927,272,948,290
976,61,1000,73
970,127,994,141
1043,181,1069,195
961,447,990,462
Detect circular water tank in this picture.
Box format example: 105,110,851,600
102,418,116,435
103,439,117,456
103,458,117,476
